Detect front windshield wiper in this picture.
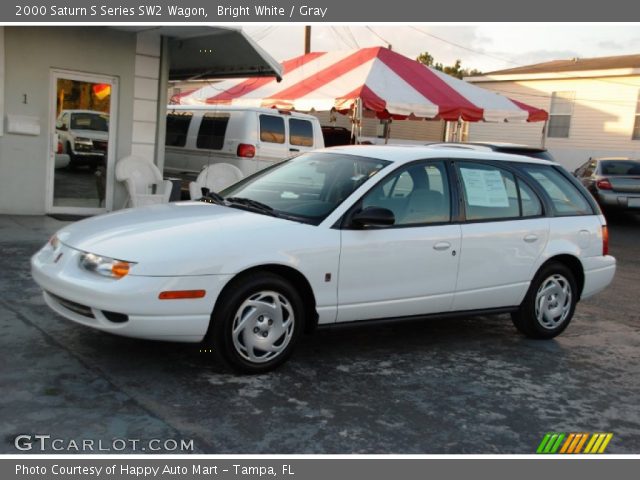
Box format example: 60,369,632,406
225,196,277,216
197,188,225,205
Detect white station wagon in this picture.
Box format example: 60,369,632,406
32,146,616,373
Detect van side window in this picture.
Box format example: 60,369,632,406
457,162,520,220
260,115,285,144
289,119,314,147
196,113,230,150
522,165,592,216
166,112,193,147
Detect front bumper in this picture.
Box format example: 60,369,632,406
31,242,232,342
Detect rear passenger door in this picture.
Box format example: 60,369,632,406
453,161,549,311
288,117,317,156
257,114,288,171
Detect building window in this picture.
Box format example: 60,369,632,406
547,91,575,138
633,92,640,140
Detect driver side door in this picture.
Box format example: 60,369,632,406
337,160,461,323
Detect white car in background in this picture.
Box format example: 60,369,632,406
32,146,616,373
56,110,109,168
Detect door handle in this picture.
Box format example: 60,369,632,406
433,241,451,251
289,148,300,152
523,234,538,243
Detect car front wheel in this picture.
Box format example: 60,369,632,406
208,273,305,373
511,262,578,339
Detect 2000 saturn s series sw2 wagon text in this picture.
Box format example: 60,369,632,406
32,146,616,373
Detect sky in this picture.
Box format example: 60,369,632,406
242,24,640,73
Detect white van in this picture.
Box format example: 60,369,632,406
164,105,324,178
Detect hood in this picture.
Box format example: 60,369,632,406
71,129,109,141
56,202,292,276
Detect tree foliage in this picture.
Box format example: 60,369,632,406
416,52,482,79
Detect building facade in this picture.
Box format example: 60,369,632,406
465,54,640,169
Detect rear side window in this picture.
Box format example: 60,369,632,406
166,112,192,147
523,165,592,215
458,162,519,220
260,115,285,144
290,118,314,147
196,113,229,150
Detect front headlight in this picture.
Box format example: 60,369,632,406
80,252,135,279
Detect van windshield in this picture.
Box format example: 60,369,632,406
220,152,390,224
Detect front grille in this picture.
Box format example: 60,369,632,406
47,292,94,318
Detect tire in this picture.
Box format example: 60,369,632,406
511,262,578,339
207,273,305,374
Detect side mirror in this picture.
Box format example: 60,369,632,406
351,206,395,228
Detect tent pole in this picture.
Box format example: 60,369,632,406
349,102,357,144
541,120,548,148
357,98,363,144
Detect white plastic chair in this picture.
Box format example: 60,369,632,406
189,163,244,200
115,155,172,208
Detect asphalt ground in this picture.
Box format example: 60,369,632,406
0,212,639,454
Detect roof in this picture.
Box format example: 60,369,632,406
319,145,556,166
177,47,548,123
483,53,640,76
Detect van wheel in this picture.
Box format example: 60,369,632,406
208,273,305,374
511,262,577,339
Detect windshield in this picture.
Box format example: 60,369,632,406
600,160,640,175
220,152,391,224
70,113,109,132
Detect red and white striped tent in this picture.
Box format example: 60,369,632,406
176,47,547,124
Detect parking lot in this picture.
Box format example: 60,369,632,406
1,213,639,454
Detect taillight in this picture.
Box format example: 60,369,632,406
596,178,613,190
237,143,256,158
57,142,63,154
602,225,609,256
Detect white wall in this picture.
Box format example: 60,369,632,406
467,76,640,170
0,27,136,215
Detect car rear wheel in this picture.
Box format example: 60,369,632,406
511,262,577,339
208,273,305,374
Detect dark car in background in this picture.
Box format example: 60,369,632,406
427,142,555,161
573,157,640,213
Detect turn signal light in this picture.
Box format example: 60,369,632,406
111,262,131,278
602,225,609,256
596,178,613,190
237,143,256,158
158,290,206,300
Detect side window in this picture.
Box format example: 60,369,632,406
289,119,314,147
165,111,193,147
523,165,592,216
458,162,520,220
519,180,543,217
362,161,451,226
196,114,229,150
260,115,285,144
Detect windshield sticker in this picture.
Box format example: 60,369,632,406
460,168,509,207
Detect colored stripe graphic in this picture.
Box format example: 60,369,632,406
539,433,613,454
537,433,565,454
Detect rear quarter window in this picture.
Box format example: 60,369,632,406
523,165,593,216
